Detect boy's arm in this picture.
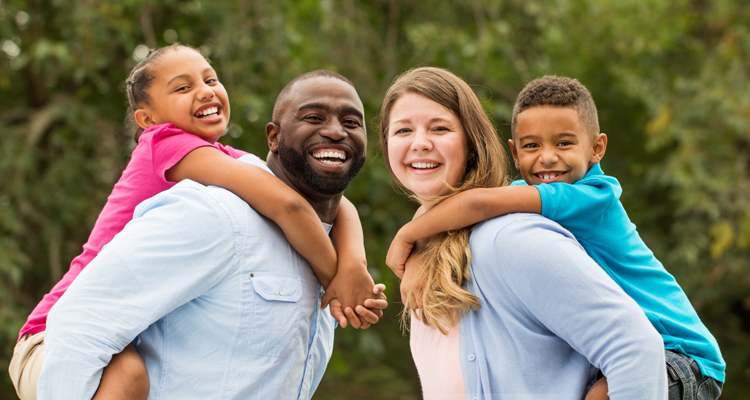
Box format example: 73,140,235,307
386,186,541,278
167,146,337,287
322,197,387,328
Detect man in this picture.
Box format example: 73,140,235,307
38,71,385,399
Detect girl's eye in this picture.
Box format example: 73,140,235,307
175,85,189,92
206,78,218,85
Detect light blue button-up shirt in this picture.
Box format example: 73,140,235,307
38,156,336,400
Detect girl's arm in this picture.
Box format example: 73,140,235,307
167,146,337,288
321,198,385,328
386,186,541,278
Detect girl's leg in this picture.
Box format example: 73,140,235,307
584,376,610,400
93,343,149,400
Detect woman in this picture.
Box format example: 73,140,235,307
379,67,665,399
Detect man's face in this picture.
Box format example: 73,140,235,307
272,77,367,196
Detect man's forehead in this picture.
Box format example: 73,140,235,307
287,77,363,110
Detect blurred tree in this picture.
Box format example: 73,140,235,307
0,0,748,398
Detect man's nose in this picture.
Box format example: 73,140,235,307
320,119,347,141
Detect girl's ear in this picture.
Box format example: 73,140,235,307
134,109,158,130
589,133,608,165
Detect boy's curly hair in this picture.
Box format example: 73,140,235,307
511,76,599,140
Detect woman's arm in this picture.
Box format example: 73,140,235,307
386,186,541,277
167,146,337,287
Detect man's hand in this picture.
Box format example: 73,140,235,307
328,284,388,329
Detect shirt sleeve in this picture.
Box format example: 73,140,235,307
534,178,620,241
38,184,239,399
149,124,215,185
481,216,666,399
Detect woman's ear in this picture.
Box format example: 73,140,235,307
134,109,158,130
590,133,608,165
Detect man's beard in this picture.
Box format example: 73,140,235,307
277,134,366,196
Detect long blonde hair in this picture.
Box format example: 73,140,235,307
380,67,509,333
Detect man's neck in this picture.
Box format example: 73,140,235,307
266,152,342,224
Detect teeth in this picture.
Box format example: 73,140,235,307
313,151,346,160
197,107,218,117
411,162,438,169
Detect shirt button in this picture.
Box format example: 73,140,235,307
278,288,284,295
468,354,476,361
250,273,254,277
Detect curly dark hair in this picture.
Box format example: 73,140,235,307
511,75,599,140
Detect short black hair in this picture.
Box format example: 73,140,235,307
511,75,599,140
271,70,355,123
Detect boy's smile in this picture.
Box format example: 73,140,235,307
509,105,606,186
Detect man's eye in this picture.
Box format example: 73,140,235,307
305,115,323,122
343,119,362,127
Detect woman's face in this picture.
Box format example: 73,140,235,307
387,92,470,201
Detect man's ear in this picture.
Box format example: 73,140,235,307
134,109,158,130
590,133,608,165
508,139,520,169
266,122,281,153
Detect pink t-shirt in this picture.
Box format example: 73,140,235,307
18,123,250,340
410,313,466,399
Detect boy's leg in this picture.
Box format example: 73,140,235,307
666,350,723,400
584,376,609,400
8,332,45,400
93,343,149,400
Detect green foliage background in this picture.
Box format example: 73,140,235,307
1,0,749,398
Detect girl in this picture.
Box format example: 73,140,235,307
10,43,378,400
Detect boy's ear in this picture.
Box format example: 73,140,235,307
134,109,158,130
266,122,281,153
508,139,520,169
590,133,608,165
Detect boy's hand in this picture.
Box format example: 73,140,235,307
386,230,414,279
400,253,425,310
328,284,388,329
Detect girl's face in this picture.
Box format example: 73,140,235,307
137,47,230,143
387,92,469,202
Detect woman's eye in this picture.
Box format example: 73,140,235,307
393,128,411,135
433,126,450,132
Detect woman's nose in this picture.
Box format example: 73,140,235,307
410,129,432,152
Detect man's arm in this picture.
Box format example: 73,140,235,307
478,215,666,399
38,184,238,399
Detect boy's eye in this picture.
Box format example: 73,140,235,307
557,141,574,147
522,143,539,149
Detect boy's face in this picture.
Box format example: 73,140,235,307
509,105,606,185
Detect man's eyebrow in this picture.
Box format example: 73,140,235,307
167,68,214,85
298,102,364,120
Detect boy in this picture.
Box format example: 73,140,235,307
386,76,724,399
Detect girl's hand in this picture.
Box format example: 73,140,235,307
328,284,388,328
386,230,414,279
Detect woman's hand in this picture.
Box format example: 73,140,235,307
400,252,425,309
386,230,414,279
